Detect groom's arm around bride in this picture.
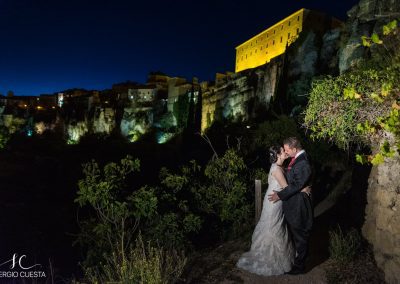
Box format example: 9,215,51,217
268,137,313,274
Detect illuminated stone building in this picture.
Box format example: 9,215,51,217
128,85,157,104
235,8,342,72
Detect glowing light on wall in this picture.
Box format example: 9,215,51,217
235,9,304,72
58,93,64,107
156,131,174,144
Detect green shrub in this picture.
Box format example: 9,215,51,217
84,234,187,284
197,149,252,236
75,156,158,268
329,227,361,265
252,115,300,151
303,21,400,165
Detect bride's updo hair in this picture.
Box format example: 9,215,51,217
268,145,282,164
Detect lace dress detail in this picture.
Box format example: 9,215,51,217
236,163,294,276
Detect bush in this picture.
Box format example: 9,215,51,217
75,156,158,268
303,21,400,165
329,226,361,265
84,234,187,284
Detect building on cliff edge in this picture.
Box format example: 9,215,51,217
235,8,343,73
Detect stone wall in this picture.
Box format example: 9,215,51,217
363,146,400,284
339,1,400,282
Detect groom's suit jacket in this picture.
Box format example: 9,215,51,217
277,152,313,230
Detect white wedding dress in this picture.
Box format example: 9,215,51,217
236,163,294,276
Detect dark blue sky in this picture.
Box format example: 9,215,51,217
0,0,360,96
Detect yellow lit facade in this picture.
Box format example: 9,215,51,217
235,9,305,73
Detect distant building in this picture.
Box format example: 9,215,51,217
235,8,342,72
128,85,157,105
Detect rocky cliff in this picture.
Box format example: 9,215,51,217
340,1,400,282
201,21,342,131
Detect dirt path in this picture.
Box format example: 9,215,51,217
183,238,329,284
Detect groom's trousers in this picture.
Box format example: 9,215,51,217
288,223,310,270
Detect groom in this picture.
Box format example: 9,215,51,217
268,137,313,275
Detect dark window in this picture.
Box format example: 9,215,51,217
274,30,276,34
281,25,283,30
273,40,275,45
280,36,282,43
297,28,300,34
297,15,300,21
288,32,291,39
289,21,291,26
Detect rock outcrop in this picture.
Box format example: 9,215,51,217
339,0,400,73
338,1,400,282
363,141,400,284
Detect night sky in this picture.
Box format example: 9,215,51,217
0,0,360,96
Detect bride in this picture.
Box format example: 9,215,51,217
236,145,310,276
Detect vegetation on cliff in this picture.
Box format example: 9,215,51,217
303,20,400,165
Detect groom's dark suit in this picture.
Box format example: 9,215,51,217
277,151,313,272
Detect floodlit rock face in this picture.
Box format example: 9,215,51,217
93,108,115,134
339,1,400,282
120,107,153,141
339,0,400,73
201,27,338,131
67,121,88,143
201,59,283,131
363,143,400,284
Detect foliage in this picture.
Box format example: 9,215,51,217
253,115,300,150
0,126,10,149
144,161,203,248
75,156,158,267
287,75,312,106
303,21,400,165
329,226,361,265
195,149,252,236
173,93,189,129
84,234,186,284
